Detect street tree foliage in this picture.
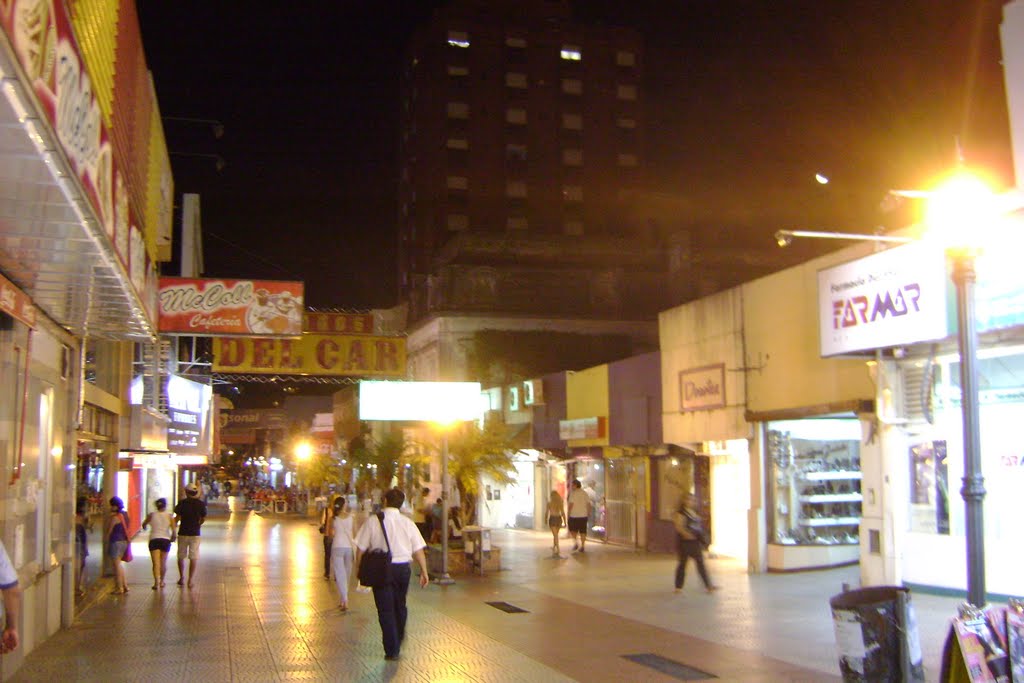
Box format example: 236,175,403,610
349,430,412,493
444,419,521,525
299,451,344,494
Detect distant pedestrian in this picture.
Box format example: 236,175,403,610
567,479,591,553
142,498,174,589
105,497,130,594
0,539,21,653
547,490,566,557
74,499,88,597
320,496,336,579
329,496,356,611
354,488,429,661
673,494,718,594
429,498,443,544
412,487,431,540
173,482,207,588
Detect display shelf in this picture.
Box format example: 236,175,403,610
797,517,860,527
801,471,862,481
799,493,863,503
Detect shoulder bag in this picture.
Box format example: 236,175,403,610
120,513,133,562
357,512,392,587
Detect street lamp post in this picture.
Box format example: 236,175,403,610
950,249,986,607
437,430,455,585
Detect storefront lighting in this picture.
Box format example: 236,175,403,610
50,446,62,458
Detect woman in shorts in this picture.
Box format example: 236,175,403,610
547,490,566,558
105,497,130,594
142,498,174,589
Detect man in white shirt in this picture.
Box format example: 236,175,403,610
354,488,429,661
567,479,592,553
0,539,21,653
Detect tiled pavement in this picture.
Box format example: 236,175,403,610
8,505,963,682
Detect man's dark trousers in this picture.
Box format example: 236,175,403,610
372,562,412,658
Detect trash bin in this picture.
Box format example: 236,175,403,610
462,526,491,575
830,585,925,682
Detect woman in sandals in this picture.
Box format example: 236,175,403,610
329,496,356,611
142,498,174,589
547,490,566,558
105,497,130,594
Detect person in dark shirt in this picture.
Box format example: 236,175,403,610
172,483,207,588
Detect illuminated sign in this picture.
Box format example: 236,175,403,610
159,278,304,336
213,335,405,377
359,381,483,422
818,242,949,357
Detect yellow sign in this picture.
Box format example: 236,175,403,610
213,335,406,377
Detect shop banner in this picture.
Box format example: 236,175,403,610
818,242,949,357
679,364,726,412
213,335,406,377
219,408,287,431
158,278,304,336
0,271,36,328
303,311,375,335
558,416,606,440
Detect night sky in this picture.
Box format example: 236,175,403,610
137,1,1013,310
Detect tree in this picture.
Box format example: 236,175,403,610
348,429,415,494
444,419,521,525
299,451,344,495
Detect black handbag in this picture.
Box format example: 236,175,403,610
357,512,392,587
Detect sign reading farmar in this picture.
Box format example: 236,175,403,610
818,242,949,357
213,335,405,377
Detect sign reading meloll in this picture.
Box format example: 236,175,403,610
358,381,482,422
818,242,949,357
159,277,304,336
213,335,406,377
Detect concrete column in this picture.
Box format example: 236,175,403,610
1002,1,1024,186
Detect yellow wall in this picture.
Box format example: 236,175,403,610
565,364,609,447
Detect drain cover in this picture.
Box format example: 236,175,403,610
486,601,528,613
622,654,716,680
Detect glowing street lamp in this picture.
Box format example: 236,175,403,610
294,440,313,461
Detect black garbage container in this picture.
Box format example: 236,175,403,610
830,585,925,682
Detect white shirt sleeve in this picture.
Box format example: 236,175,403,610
0,541,17,589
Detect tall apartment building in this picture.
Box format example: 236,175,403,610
397,0,667,380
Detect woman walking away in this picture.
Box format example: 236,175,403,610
74,500,89,596
673,494,719,594
105,497,130,594
320,496,336,579
547,490,566,558
329,496,356,611
142,498,174,589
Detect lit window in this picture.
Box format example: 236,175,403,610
448,65,469,76
616,50,636,67
447,30,470,48
507,216,528,230
560,45,582,61
506,181,528,198
564,220,584,235
447,176,468,190
563,186,583,202
506,108,527,125
617,84,637,100
505,72,528,88
447,214,469,231
562,149,583,166
506,36,527,48
616,117,636,129
447,102,469,119
617,153,638,167
506,144,527,161
561,79,582,95
447,138,469,150
561,113,582,130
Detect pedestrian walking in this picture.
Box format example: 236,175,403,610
353,488,429,661
429,497,443,544
0,539,21,653
319,496,335,579
412,487,431,540
673,494,719,594
547,490,566,557
567,479,591,553
329,496,356,611
74,499,89,597
105,496,130,594
173,482,207,588
142,498,174,589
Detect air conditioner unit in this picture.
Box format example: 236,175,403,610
523,379,544,405
508,385,520,411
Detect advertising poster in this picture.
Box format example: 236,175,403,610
158,278,304,336
1008,603,1024,682
953,611,1010,683
908,440,950,535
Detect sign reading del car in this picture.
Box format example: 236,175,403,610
212,335,406,377
159,278,304,336
818,242,950,357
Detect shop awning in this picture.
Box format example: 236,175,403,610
0,40,154,340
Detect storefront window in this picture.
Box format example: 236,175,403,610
767,419,862,546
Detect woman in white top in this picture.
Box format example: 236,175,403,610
142,498,174,590
329,496,356,611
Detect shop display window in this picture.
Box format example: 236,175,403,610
767,419,862,546
573,460,606,540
